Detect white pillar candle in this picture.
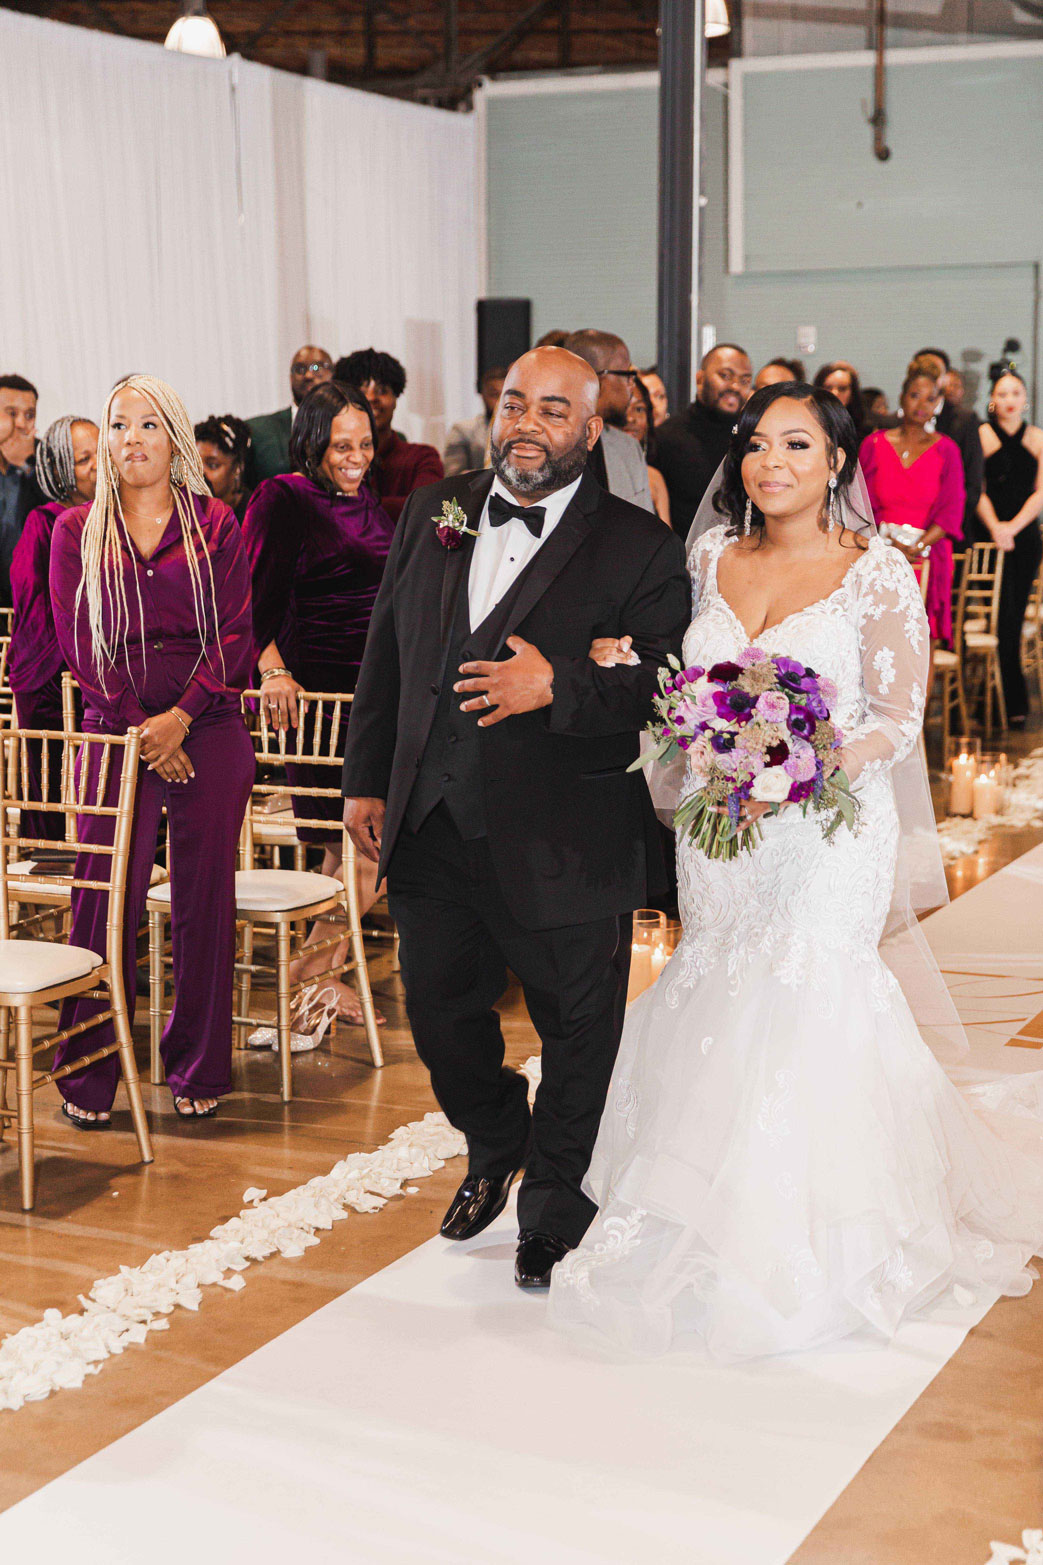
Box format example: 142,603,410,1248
972,773,1000,819
949,754,977,816
627,943,654,1001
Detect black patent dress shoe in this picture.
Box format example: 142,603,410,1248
440,1168,519,1241
514,1229,572,1290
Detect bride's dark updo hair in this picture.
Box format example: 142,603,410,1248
712,382,863,541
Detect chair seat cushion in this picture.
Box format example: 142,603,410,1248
933,649,959,668
148,869,343,913
965,632,999,650
0,940,102,994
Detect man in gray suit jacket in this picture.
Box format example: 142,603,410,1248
564,329,654,515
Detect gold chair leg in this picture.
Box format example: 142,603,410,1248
148,909,165,1084
391,928,401,974
940,669,951,758
346,891,383,1069
15,1007,35,1212
0,1005,10,1141
993,652,1008,732
114,982,154,1165
237,920,254,1050
276,922,293,1103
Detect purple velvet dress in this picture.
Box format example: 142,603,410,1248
241,473,393,839
9,499,67,841
48,493,256,1111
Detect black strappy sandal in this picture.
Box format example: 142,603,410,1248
172,1095,218,1120
61,1102,112,1132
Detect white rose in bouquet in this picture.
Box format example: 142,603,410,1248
750,766,791,804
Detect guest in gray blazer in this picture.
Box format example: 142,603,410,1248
563,330,654,515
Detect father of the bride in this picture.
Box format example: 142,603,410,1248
342,347,689,1289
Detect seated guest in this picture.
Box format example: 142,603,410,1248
0,373,44,603
241,381,394,1028
50,375,255,1125
247,345,333,485
624,375,671,525
195,413,254,522
443,365,506,476
563,330,654,512
913,347,983,545
813,361,869,440
534,329,569,348
9,414,98,840
860,366,964,664
755,356,804,390
638,367,670,426
335,347,443,524
657,343,753,535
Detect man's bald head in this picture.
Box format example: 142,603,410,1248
491,348,603,501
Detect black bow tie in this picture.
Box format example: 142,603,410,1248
488,492,547,538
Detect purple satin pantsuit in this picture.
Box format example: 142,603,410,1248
48,493,255,1112
9,500,68,842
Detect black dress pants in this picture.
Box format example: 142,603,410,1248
997,523,1043,722
387,804,632,1247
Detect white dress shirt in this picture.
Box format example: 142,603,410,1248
467,473,583,630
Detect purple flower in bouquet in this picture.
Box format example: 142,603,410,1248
783,740,818,783
710,730,737,753
789,777,816,804
737,647,769,668
713,687,757,722
805,690,830,720
708,660,743,683
755,691,790,723
787,706,817,738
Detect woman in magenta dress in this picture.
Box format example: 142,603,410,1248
241,381,394,1028
50,375,255,1127
860,365,965,650
9,415,98,841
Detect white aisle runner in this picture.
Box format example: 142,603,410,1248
4,846,1043,1563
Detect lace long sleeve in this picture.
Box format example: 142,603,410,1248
841,544,930,787
685,527,720,621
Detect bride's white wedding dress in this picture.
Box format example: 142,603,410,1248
549,525,1043,1361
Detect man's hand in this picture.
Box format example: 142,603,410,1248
454,636,554,728
344,797,385,863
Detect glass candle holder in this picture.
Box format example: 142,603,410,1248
974,752,1007,819
945,737,981,817
628,910,665,1002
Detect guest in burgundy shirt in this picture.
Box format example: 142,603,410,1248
242,381,394,1027
194,413,254,523
334,347,442,524
49,375,255,1127
9,415,98,839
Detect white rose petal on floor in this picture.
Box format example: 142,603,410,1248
937,747,1043,862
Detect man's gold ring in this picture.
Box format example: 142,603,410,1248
483,694,491,708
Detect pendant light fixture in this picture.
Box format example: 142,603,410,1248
164,2,226,59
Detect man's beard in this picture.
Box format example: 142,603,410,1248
490,430,590,496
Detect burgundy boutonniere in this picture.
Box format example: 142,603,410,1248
435,498,479,550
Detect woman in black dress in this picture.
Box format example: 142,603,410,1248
976,372,1043,726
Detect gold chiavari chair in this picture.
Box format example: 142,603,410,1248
145,690,382,1103
0,608,13,636
0,727,153,1209
0,637,12,726
959,542,1007,736
932,553,969,754
1022,554,1043,705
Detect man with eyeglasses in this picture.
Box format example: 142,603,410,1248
656,343,754,534
247,345,334,485
563,331,654,514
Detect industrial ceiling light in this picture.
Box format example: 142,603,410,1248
164,2,226,58
704,0,731,37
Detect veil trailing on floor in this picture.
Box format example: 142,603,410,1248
645,458,968,1063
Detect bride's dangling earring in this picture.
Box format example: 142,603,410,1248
743,498,752,537
827,475,838,533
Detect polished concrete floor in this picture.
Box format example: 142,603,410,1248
1,724,1042,1559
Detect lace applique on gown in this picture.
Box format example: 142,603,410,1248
549,526,1043,1361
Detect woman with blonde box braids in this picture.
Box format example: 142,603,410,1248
49,375,255,1126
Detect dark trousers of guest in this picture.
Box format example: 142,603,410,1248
997,524,1043,722
55,712,255,1113
387,804,632,1248
13,680,65,844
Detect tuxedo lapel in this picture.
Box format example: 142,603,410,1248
495,469,599,647
439,471,493,643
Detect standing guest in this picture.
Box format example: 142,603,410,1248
9,416,98,841
443,366,506,476
564,330,654,513
813,361,868,440
247,345,333,486
863,386,891,427
0,374,44,604
944,367,968,411
860,367,965,656
335,348,443,524
657,343,753,534
755,356,805,390
624,375,671,525
976,371,1043,727
49,375,255,1126
241,381,394,1027
534,330,569,349
638,367,670,427
195,414,253,522
913,348,983,545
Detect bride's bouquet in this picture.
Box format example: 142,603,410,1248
632,649,860,860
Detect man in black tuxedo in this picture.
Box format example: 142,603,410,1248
342,347,689,1289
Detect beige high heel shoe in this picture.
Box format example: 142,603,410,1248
245,983,340,1054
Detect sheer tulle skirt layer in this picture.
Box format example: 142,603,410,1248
548,951,1043,1362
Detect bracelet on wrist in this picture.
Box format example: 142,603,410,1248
168,709,190,737
260,667,293,683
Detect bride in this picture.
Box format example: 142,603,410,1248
548,381,1043,1361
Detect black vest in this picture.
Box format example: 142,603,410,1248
405,547,537,841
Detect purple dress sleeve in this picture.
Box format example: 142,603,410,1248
48,507,151,730
240,478,303,655
925,437,966,540
176,498,255,721
9,502,64,695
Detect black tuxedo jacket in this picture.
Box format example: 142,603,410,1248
342,467,690,929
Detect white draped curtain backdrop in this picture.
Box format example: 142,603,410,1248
0,10,479,446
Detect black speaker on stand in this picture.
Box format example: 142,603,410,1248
476,297,532,384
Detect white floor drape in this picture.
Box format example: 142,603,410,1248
0,11,479,445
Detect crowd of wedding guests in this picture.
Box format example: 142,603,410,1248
1,328,1041,1121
